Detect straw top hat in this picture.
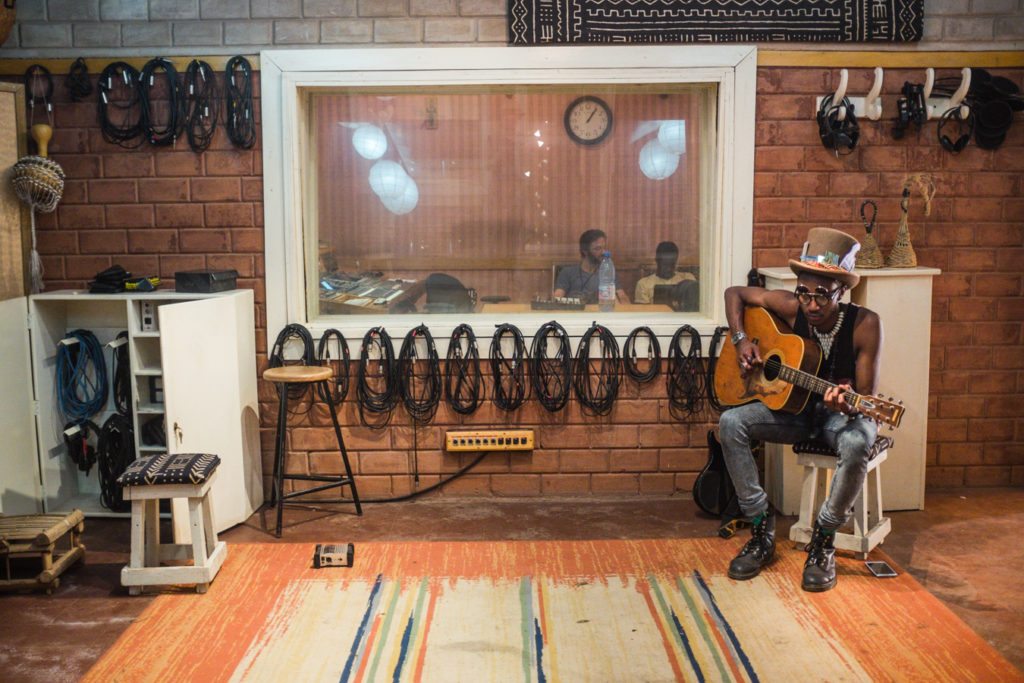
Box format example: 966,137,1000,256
788,227,861,289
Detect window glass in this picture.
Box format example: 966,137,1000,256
307,84,717,318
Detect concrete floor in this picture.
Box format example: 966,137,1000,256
0,488,1021,682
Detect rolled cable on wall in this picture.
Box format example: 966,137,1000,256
139,57,185,146
357,326,399,429
529,320,572,413
316,328,351,406
572,322,620,416
56,329,108,424
98,61,143,148
399,325,442,486
705,325,729,414
111,331,131,416
224,55,256,149
623,326,661,384
269,323,316,408
444,323,482,416
97,413,135,512
183,59,220,153
667,324,705,420
490,323,528,412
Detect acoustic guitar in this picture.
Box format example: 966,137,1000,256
713,306,905,428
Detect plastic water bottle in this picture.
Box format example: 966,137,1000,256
598,251,616,312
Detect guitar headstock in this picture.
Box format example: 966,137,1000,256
858,395,905,428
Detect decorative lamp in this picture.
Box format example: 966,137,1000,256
657,120,687,155
368,160,409,198
639,139,679,180
352,124,387,160
381,179,419,215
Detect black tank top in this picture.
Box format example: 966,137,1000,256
795,303,860,389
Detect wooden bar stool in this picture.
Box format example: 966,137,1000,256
788,435,893,559
118,453,225,595
264,365,362,537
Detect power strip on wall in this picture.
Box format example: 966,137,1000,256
445,429,535,452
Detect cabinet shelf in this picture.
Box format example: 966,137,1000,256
134,366,162,376
134,331,161,338
136,403,165,415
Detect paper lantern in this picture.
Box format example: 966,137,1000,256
368,160,409,198
352,125,387,160
657,120,687,155
382,179,419,215
639,139,679,180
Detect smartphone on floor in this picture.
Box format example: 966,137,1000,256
865,560,898,578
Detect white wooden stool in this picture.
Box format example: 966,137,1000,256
788,436,893,559
118,453,226,595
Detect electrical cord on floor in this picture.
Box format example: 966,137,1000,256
56,329,108,423
490,323,527,411
706,325,729,413
623,326,661,383
357,326,399,429
112,331,130,417
224,55,256,149
444,323,482,415
184,59,219,153
139,57,185,146
667,325,705,420
529,320,572,413
97,413,135,512
572,322,620,416
62,419,99,475
98,61,143,148
353,452,488,504
316,328,350,406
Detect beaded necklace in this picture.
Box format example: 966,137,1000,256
811,305,845,360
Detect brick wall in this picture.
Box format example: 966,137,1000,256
10,61,1021,496
2,0,1022,55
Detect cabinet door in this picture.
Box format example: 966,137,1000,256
0,296,40,513
159,292,262,533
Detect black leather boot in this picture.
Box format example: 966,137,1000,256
802,522,837,592
728,509,776,580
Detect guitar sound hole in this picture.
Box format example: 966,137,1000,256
762,355,780,381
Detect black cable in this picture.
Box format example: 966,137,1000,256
490,323,528,411
184,59,219,153
355,452,488,504
139,58,185,146
706,325,728,413
56,329,108,423
62,419,99,475
316,328,350,405
667,325,704,420
97,413,135,512
98,61,143,148
224,55,256,149
398,325,441,426
357,327,399,429
66,57,93,102
572,322,620,416
269,323,316,405
24,64,54,129
529,320,572,413
444,323,482,415
623,326,661,383
111,331,131,417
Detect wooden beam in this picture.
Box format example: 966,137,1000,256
0,55,260,76
757,50,1024,68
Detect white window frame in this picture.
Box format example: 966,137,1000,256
262,46,756,353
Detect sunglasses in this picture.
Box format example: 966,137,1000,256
794,285,842,307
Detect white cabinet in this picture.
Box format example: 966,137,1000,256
3,290,262,532
758,266,940,512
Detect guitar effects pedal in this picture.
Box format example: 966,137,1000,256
312,543,355,568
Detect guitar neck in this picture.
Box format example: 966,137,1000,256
772,360,863,408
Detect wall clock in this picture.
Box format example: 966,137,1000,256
564,96,613,145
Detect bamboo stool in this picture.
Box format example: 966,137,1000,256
0,510,86,594
117,453,225,595
788,436,893,559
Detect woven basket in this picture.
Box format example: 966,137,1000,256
856,232,884,269
885,216,917,268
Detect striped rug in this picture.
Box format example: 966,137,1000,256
84,539,1021,682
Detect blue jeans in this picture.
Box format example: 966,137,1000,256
718,400,878,530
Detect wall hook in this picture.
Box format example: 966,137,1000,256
830,68,849,120
863,67,884,121
816,68,883,122
926,67,971,120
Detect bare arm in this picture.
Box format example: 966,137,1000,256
824,309,882,414
616,287,630,304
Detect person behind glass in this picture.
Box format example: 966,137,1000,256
719,227,882,593
633,241,696,304
553,229,629,304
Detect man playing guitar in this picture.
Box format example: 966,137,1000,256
720,228,882,592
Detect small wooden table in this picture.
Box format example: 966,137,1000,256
0,510,85,594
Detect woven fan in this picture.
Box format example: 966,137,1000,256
856,199,883,269
12,123,64,293
886,173,935,269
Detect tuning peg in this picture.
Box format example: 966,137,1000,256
898,400,903,406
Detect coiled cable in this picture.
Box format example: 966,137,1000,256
444,323,482,415
56,329,108,423
572,322,620,416
623,326,661,383
111,331,131,416
97,413,135,512
666,325,704,420
316,328,350,406
490,323,528,411
98,61,143,148
184,59,219,153
529,320,572,413
139,58,185,146
357,327,399,428
706,325,729,413
66,57,93,102
269,323,315,405
63,419,99,475
224,55,256,149
398,325,441,425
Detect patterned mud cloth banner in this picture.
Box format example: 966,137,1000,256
508,0,923,44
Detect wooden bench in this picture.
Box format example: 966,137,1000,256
0,510,85,594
